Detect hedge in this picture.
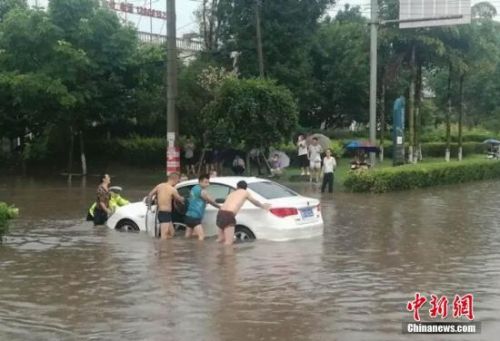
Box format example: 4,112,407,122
383,142,485,158
344,159,500,193
0,202,18,242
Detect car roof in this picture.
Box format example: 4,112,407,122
177,176,266,188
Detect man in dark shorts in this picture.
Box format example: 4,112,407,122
147,173,184,239
184,174,220,240
216,181,270,245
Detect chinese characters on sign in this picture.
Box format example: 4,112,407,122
106,1,167,19
407,293,474,321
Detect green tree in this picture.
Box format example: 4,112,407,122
47,0,138,174
203,77,298,171
0,0,26,21
215,0,334,123
308,7,369,128
0,8,75,168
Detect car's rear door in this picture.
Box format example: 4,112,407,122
203,183,234,236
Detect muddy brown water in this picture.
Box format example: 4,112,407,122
1,172,499,341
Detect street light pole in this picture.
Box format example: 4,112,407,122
369,0,378,166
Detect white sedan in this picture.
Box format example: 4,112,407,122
106,177,324,242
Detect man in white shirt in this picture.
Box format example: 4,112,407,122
308,137,323,183
321,149,336,193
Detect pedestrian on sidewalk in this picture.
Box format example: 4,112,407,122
297,135,309,176
183,137,196,176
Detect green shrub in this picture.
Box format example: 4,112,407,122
0,202,19,242
421,125,495,143
384,142,485,158
344,159,500,193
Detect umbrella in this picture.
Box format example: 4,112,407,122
269,150,290,168
345,140,380,153
307,133,331,151
482,139,500,145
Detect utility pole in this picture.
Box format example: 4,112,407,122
408,45,416,163
255,0,264,77
369,0,378,166
166,0,177,149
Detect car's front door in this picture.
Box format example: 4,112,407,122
145,185,194,237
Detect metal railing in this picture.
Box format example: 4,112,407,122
137,31,203,51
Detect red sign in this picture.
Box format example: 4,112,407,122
106,1,167,19
166,147,180,175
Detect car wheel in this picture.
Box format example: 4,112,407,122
116,219,140,232
234,225,256,243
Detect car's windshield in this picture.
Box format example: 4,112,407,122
248,181,298,199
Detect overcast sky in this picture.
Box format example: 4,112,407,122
28,0,499,37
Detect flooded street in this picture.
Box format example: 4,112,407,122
1,172,500,340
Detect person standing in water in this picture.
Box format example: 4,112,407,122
216,181,270,245
94,174,112,226
321,149,336,193
147,173,185,239
184,174,221,241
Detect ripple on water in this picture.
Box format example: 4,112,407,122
1,178,500,340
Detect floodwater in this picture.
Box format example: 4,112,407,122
1,171,499,341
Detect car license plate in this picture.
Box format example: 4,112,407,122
300,207,314,219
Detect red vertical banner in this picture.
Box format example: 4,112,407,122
166,147,180,175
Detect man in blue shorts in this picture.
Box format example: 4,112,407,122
185,174,221,240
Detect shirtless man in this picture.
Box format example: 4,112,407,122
216,180,271,245
147,173,185,239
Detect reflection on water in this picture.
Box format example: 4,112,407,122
1,173,500,340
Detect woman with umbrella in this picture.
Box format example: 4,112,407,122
268,151,290,178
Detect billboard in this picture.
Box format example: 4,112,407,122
399,0,471,28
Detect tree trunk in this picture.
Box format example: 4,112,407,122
68,126,74,182
408,45,416,164
379,75,386,162
415,62,422,162
458,73,465,161
445,62,452,162
20,136,26,176
255,0,264,77
245,151,251,176
79,130,87,176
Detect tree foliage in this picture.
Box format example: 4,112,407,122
202,77,298,149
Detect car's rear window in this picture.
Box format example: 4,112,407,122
248,181,298,199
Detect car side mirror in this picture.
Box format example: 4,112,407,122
215,198,225,204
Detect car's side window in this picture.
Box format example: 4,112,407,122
177,185,194,201
205,184,233,203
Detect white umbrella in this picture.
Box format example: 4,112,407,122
307,133,331,151
269,150,290,168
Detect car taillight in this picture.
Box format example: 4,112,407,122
270,207,298,218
